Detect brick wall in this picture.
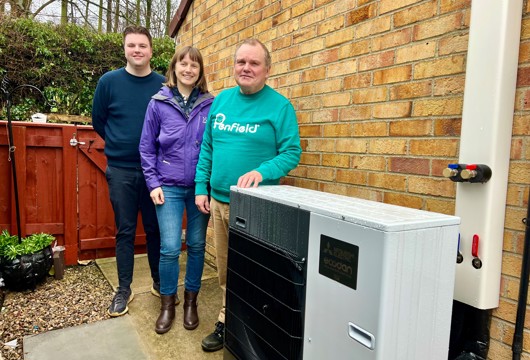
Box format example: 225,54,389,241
175,0,530,358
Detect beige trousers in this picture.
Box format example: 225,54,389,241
210,197,230,323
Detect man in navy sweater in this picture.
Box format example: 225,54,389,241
92,25,165,317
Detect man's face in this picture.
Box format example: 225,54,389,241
124,33,152,70
233,44,270,95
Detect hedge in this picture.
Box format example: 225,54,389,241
0,16,175,120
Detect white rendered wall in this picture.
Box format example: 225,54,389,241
453,0,523,309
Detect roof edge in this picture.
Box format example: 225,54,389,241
168,0,194,38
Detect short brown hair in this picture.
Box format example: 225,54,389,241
123,25,153,48
165,46,209,93
234,38,271,69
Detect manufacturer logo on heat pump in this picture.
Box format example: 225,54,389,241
319,235,359,290
323,257,353,275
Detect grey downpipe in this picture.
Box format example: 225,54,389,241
512,190,530,360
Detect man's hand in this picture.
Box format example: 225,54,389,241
150,187,164,205
196,195,210,214
237,170,263,188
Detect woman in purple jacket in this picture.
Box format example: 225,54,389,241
139,46,213,334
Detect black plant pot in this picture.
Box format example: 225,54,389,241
1,246,53,291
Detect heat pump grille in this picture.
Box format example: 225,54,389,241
225,222,309,360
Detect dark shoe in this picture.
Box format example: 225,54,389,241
201,321,224,352
107,288,134,317
155,294,176,334
183,290,199,330
151,282,180,305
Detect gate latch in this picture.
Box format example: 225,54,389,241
69,133,86,147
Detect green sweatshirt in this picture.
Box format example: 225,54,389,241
195,85,302,203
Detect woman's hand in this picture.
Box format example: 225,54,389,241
150,187,164,205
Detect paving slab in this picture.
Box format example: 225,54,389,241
23,316,149,360
24,254,224,360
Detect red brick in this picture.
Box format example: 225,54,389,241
440,0,471,13
368,172,407,191
311,48,339,66
390,81,432,100
384,192,423,209
434,118,462,136
300,153,321,165
372,28,413,52
408,177,456,197
393,0,437,28
409,139,458,156
323,123,354,137
374,102,412,118
389,157,430,175
344,73,372,90
517,67,530,86
336,169,368,185
299,125,322,137
306,139,336,152
352,87,388,103
336,138,368,153
358,50,395,72
351,155,386,171
380,0,422,14
346,4,377,26
307,167,335,181
322,154,351,168
354,122,388,136
413,13,465,41
389,119,431,136
373,65,412,85
340,106,372,121
312,109,339,123
338,40,371,59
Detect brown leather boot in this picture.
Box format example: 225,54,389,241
155,294,176,334
183,290,199,330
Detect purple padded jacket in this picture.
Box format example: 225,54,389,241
139,86,214,192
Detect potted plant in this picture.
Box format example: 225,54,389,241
0,230,54,290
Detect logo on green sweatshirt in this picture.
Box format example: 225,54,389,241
213,113,260,134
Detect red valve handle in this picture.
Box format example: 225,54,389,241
472,234,479,257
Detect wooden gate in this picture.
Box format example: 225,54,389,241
0,121,149,265
74,126,151,262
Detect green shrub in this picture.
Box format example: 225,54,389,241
0,16,175,120
0,230,55,260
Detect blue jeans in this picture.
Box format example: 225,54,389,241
106,166,161,290
156,185,209,295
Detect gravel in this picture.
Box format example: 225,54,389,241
0,263,114,360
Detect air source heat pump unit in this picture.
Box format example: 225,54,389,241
224,185,459,360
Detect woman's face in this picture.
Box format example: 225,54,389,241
175,53,200,89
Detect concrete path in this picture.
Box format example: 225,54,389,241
23,254,224,360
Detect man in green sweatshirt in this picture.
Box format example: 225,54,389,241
195,38,302,352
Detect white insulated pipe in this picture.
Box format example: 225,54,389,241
453,0,523,309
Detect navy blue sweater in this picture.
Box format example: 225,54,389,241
92,68,164,168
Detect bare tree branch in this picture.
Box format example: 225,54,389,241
30,0,55,18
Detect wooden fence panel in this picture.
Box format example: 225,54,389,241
0,121,185,265
0,122,75,262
